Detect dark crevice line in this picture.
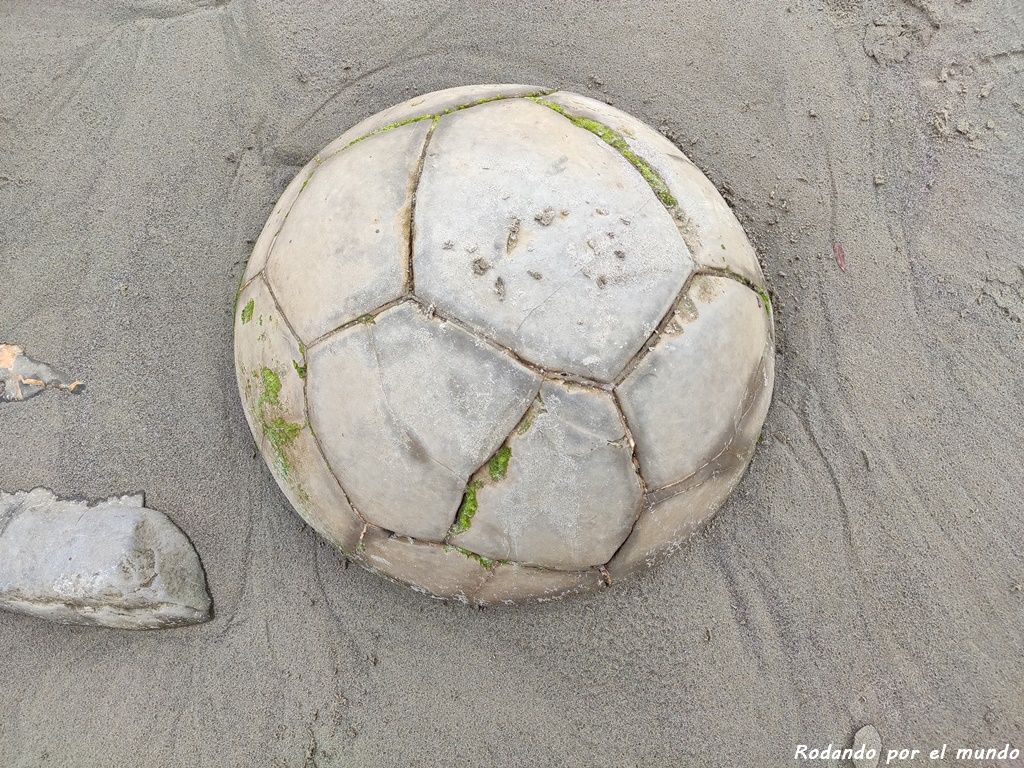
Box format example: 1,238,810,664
405,116,439,294
235,270,262,316
405,294,612,391
466,567,497,602
442,390,542,544
303,296,408,352
234,157,319,316
612,269,699,388
262,274,308,356
694,266,776,339
258,274,369,534
267,162,321,257
600,389,649,570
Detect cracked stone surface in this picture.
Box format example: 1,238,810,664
542,91,765,288
235,277,364,554
610,346,775,578
235,87,774,602
307,302,541,541
472,563,605,606
0,344,84,402
316,83,549,161
607,451,750,580
414,97,694,382
359,527,489,602
451,381,642,569
617,274,773,492
266,121,430,344
0,488,211,629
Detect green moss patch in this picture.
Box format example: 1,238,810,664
241,298,255,324
255,366,302,475
488,446,512,481
337,114,434,154
451,480,484,535
266,416,302,450
455,547,494,570
259,367,281,406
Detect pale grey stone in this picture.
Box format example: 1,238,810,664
267,121,431,344
451,381,642,569
414,98,693,382
242,156,319,285
0,488,210,629
359,528,489,602
316,84,550,161
235,277,364,554
0,344,83,402
307,302,541,541
617,275,773,491
609,347,773,578
541,92,766,287
607,451,748,580
853,725,882,768
472,563,605,606
236,86,775,602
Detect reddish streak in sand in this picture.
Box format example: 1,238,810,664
833,242,847,272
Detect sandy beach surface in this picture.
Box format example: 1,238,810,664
1,1,1022,765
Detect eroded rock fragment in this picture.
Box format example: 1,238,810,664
0,344,83,402
0,488,211,629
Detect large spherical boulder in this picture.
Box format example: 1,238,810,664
234,84,774,605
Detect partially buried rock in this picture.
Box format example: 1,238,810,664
0,343,84,402
853,724,882,768
0,488,211,629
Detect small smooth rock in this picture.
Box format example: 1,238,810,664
853,725,882,768
0,488,211,629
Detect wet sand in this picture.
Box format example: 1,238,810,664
1,1,1021,764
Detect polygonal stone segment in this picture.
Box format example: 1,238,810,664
316,84,551,161
0,488,211,629
606,453,750,581
242,156,319,285
450,381,642,569
414,98,694,383
471,563,605,606
358,528,490,602
541,92,765,288
306,302,542,542
604,326,773,581
235,276,305,426
234,278,363,554
266,121,431,344
617,275,774,492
